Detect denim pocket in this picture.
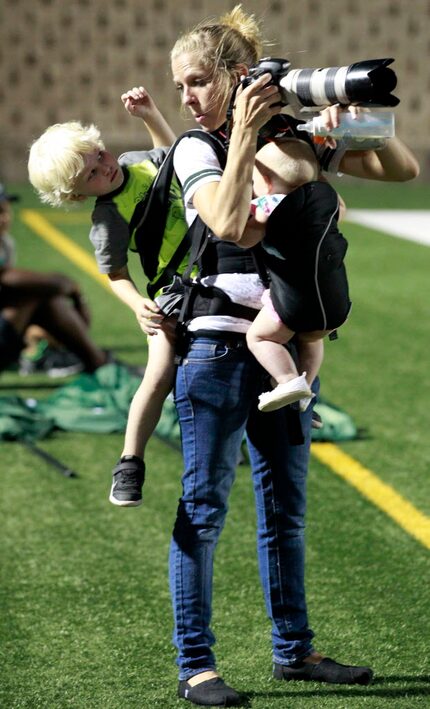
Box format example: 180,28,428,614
184,340,231,365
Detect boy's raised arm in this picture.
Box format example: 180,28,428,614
121,86,176,148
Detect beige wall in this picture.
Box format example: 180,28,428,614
1,0,429,182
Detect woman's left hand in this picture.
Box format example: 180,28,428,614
319,104,361,131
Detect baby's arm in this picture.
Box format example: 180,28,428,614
121,86,176,148
250,194,285,224
108,266,164,336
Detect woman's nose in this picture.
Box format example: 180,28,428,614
182,87,195,106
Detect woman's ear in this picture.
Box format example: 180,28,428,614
232,63,249,84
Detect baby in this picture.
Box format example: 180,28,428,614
246,139,350,413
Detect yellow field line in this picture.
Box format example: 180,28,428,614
312,443,430,550
20,209,111,292
20,208,430,550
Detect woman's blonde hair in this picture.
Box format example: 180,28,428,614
28,121,104,207
171,4,271,110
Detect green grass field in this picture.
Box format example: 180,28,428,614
1,181,430,708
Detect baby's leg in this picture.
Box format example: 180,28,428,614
296,335,325,389
246,305,298,385
122,321,176,459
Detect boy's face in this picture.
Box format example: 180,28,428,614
72,148,124,200
0,200,12,235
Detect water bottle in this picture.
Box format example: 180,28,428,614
297,111,395,139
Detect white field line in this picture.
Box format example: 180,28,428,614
346,209,430,246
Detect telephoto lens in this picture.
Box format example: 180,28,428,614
279,58,399,109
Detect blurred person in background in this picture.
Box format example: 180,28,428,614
0,183,108,376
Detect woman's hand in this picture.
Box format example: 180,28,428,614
317,104,362,148
318,104,361,131
233,73,282,133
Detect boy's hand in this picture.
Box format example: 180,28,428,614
121,86,158,121
136,297,164,336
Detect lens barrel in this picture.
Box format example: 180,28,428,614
277,57,399,108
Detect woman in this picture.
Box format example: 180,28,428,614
157,5,419,706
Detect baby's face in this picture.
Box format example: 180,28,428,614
73,148,124,199
252,165,268,198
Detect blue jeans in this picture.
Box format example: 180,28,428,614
170,335,316,680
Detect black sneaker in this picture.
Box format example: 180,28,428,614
109,455,145,507
178,677,242,706
19,343,84,378
273,658,373,685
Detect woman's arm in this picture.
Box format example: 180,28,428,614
192,74,282,242
338,137,420,181
318,105,419,181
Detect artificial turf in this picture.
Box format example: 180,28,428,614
1,181,429,708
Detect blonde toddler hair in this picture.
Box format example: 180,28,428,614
28,121,104,207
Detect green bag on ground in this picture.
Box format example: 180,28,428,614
36,363,141,433
0,364,141,440
0,396,55,441
312,398,358,442
0,363,358,445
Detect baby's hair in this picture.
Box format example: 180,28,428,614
171,4,273,112
28,121,104,207
254,139,319,193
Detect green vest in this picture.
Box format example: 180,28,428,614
113,160,190,296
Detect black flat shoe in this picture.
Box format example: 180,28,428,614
178,676,242,706
273,657,373,685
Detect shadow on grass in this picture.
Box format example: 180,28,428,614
246,674,430,701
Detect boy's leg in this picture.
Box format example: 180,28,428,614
110,323,176,507
122,328,176,458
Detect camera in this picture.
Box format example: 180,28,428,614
242,57,399,110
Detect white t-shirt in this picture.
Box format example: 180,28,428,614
174,136,265,333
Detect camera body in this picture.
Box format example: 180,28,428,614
242,56,399,110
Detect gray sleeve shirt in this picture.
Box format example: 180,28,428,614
89,148,168,274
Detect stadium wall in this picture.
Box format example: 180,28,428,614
1,0,429,182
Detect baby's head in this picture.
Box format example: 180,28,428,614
28,121,122,208
253,139,319,198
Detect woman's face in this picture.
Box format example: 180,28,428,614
172,52,231,132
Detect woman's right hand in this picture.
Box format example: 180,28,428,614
136,297,164,335
233,72,282,132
